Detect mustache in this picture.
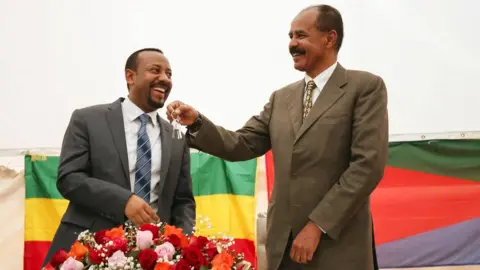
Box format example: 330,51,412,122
151,81,171,90
290,46,306,55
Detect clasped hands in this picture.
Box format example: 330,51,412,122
124,195,160,226
289,220,323,264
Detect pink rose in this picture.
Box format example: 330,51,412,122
59,257,83,270
155,242,175,261
108,250,128,269
136,230,154,250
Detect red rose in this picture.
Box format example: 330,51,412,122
88,248,104,264
99,243,114,258
111,237,128,252
50,249,67,268
172,259,191,270
182,246,205,269
190,236,209,250
140,224,160,239
138,249,158,270
94,229,110,244
168,234,181,249
205,247,219,259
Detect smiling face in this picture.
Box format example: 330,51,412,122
125,50,173,112
288,8,338,77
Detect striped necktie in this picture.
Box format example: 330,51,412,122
303,80,317,119
134,114,152,203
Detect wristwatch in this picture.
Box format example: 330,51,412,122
187,112,203,133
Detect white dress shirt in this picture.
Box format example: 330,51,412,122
121,97,162,212
303,62,338,105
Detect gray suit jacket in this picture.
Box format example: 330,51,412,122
55,97,195,234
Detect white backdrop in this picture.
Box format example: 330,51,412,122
1,0,479,149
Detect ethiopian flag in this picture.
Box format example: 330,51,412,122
265,139,480,268
23,152,258,270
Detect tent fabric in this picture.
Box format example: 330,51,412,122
0,167,25,270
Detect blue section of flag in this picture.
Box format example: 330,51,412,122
377,217,480,268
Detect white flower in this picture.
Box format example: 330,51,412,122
108,250,128,269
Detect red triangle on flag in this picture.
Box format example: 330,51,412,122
372,166,480,244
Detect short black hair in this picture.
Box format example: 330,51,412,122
307,5,344,51
125,48,164,71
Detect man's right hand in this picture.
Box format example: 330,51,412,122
125,195,160,226
166,101,199,126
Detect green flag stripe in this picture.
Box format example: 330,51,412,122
190,153,256,196
25,155,63,199
387,140,480,182
25,153,257,199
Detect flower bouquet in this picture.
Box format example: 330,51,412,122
44,218,253,270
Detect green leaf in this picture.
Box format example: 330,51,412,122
200,266,209,270
127,249,140,258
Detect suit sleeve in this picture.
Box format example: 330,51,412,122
56,109,133,223
171,141,196,235
186,92,275,162
309,75,389,240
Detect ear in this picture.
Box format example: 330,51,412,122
325,30,338,49
125,69,136,87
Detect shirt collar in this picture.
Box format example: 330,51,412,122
304,62,338,87
122,97,159,127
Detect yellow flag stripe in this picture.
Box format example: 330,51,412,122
25,194,255,242
195,194,255,241
25,198,69,241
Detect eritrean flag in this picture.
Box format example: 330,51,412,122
23,152,258,270
265,139,480,268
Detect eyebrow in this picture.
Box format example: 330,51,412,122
150,64,172,72
289,29,308,36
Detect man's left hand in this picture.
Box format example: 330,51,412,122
290,220,322,264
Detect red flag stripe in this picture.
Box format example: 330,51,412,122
265,150,274,201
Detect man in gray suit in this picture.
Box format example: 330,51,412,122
42,48,195,267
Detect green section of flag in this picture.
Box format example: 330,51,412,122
190,152,256,197
24,152,257,199
387,140,480,181
24,155,63,199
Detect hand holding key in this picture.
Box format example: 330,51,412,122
166,101,199,126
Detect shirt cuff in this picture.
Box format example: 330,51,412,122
310,219,326,233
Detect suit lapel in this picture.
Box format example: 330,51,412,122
287,80,305,137
294,64,348,144
156,117,172,195
106,98,130,187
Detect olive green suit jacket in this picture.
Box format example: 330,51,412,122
187,64,389,270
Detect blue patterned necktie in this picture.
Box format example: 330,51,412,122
134,114,152,203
